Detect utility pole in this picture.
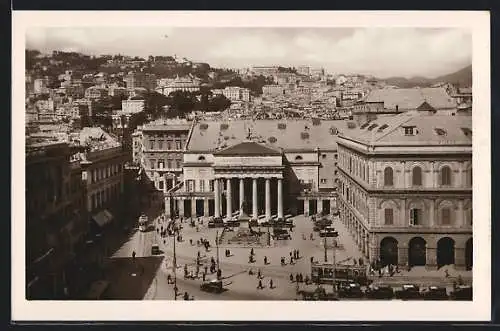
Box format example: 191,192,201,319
324,237,328,262
332,234,338,294
216,230,220,279
173,222,177,300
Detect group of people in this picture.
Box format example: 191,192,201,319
369,259,398,277
249,268,274,290
290,273,310,284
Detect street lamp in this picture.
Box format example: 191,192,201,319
216,230,220,279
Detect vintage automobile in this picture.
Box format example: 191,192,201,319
200,279,224,293
272,228,291,240
319,226,338,238
337,282,364,299
208,218,224,228
421,286,449,300
151,244,160,255
450,285,472,300
395,284,422,300
365,284,394,300
299,286,338,301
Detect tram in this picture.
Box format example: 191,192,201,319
138,214,148,232
311,262,370,286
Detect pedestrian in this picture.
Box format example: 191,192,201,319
305,275,310,285
190,239,193,246
297,250,300,259
310,233,313,240
183,291,189,300
257,269,262,279
444,269,449,278
257,279,264,289
269,279,274,289
290,274,294,282
204,265,208,274
264,256,268,265
295,273,300,283
289,251,292,258
290,256,294,265
132,251,136,260
250,248,254,256
310,256,314,264
167,274,172,284
202,272,206,281
197,251,201,258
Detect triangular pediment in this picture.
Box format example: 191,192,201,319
214,141,282,156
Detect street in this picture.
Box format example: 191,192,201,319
101,214,472,300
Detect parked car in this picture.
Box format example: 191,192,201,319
272,228,291,240
319,226,338,238
200,279,224,293
151,244,160,255
208,218,224,228
365,284,394,300
338,283,364,299
422,286,449,300
450,285,472,300
395,284,421,300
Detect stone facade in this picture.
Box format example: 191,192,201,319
336,113,473,270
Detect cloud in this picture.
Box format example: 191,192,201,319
25,27,471,78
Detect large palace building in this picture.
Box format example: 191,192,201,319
160,119,353,221
336,112,472,270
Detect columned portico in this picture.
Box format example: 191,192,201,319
226,178,232,219
277,178,283,220
265,178,271,220
239,178,244,214
214,178,221,219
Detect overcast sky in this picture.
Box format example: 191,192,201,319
26,27,471,78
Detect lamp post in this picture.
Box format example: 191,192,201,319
216,230,220,279
170,194,177,300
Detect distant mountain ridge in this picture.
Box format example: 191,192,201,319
380,65,472,88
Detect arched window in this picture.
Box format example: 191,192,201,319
384,167,394,186
412,166,422,186
440,166,452,186
197,155,206,161
295,155,303,161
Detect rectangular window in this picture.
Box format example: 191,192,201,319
441,208,451,225
167,160,172,168
150,159,155,169
384,208,394,225
158,160,163,169
209,180,214,192
410,208,421,226
149,140,154,149
167,141,172,150
176,141,182,150
158,140,163,150
199,180,205,192
158,181,164,190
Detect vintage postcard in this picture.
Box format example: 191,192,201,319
11,10,491,321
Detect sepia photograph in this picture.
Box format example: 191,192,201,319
12,11,490,321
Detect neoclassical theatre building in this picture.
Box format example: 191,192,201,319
336,112,473,270
161,119,354,221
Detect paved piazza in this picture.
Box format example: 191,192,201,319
105,213,472,300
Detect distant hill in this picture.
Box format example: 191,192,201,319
381,65,472,88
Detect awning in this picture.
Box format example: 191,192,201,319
92,210,114,227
